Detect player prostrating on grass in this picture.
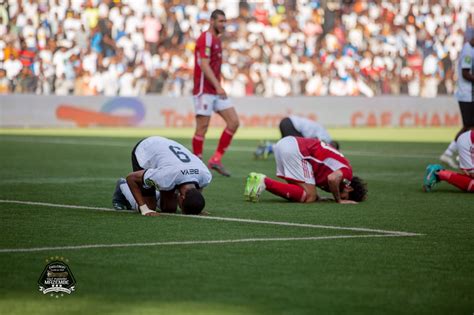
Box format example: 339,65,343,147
113,136,212,216
424,129,474,193
192,9,239,177
245,136,367,204
255,115,340,159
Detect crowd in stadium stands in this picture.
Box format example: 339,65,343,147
0,0,472,97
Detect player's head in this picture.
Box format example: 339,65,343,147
347,176,367,202
180,187,206,215
329,140,340,150
210,9,226,35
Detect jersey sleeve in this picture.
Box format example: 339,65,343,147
142,169,160,190
196,32,212,59
143,169,177,191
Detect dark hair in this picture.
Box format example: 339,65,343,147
348,176,367,202
182,188,205,215
211,9,226,20
330,140,340,150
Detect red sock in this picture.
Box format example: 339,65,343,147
192,134,204,159
215,128,235,156
264,177,307,202
438,170,474,192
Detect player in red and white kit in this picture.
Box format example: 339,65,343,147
424,129,474,192
244,136,367,204
192,9,239,177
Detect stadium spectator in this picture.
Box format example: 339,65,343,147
113,136,212,216
0,0,472,97
192,9,239,177
244,136,367,204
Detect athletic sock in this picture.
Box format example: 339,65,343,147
438,170,474,192
443,140,457,156
192,134,204,159
263,177,307,202
214,128,235,157
120,182,138,210
120,183,161,210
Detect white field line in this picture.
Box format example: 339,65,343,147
0,199,422,237
0,234,409,253
0,137,438,159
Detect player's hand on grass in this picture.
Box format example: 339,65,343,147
199,210,210,216
144,211,160,217
338,200,358,204
139,205,160,216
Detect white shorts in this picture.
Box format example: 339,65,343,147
193,94,232,116
274,137,315,184
457,130,474,174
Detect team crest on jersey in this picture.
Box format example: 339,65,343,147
465,56,471,64
205,47,210,56
145,178,158,189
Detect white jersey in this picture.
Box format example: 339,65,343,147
456,130,474,175
135,136,212,191
455,42,474,102
289,115,332,143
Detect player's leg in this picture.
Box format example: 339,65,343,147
192,94,213,159
438,170,474,192
245,137,315,202
244,172,313,202
193,115,211,159
112,178,133,210
209,101,239,176
116,179,161,211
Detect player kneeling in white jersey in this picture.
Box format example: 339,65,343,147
255,115,339,159
112,136,212,216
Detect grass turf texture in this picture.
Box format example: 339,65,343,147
0,132,472,315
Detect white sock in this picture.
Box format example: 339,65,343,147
120,183,138,210
443,140,457,156
119,183,161,211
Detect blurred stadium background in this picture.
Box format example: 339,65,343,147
1,0,473,97
1,1,474,315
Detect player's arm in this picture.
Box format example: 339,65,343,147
327,170,357,204
200,58,226,98
461,68,474,82
126,170,159,216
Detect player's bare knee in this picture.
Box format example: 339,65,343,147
227,118,240,132
195,124,209,136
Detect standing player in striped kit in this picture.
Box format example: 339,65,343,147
440,27,474,168
424,129,474,193
192,9,239,177
244,136,367,204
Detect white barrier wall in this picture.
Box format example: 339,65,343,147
0,95,461,128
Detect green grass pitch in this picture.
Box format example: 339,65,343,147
0,129,472,315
